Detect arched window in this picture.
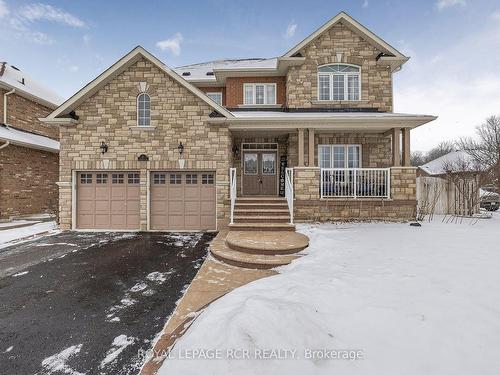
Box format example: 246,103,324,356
317,64,360,101
137,93,151,126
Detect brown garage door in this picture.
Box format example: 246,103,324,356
150,171,216,231
77,171,140,230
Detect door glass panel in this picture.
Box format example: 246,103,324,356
333,146,345,168
347,146,360,168
262,153,276,175
244,153,258,175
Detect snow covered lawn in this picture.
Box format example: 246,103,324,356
159,214,500,375
0,221,58,250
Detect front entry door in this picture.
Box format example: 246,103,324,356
242,151,277,195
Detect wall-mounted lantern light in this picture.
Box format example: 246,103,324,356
232,145,239,157
100,141,108,154
177,142,184,156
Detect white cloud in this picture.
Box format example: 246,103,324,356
362,0,369,8
436,0,466,11
8,17,54,44
156,33,183,56
285,22,297,39
18,3,85,27
0,0,9,18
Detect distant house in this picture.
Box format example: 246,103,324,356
0,62,63,220
417,150,481,216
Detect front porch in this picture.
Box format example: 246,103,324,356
228,126,417,222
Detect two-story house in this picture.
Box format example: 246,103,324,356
42,12,435,232
0,62,62,220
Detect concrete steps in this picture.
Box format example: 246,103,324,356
211,244,299,270
225,231,309,255
230,196,293,231
228,223,295,231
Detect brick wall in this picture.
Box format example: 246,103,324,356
225,76,286,108
286,21,393,111
59,58,231,230
0,145,59,219
0,88,58,139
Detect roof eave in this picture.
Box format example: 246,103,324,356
0,81,60,109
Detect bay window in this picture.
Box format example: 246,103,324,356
317,64,361,101
243,83,276,105
318,145,361,168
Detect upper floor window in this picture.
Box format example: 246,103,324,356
243,83,276,105
137,93,151,126
317,64,360,101
206,92,222,105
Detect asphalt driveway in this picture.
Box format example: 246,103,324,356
0,231,215,374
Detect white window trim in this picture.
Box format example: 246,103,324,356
243,83,277,105
137,93,151,127
317,63,361,102
206,92,223,105
318,144,362,168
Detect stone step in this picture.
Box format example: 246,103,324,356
236,197,287,203
235,203,289,210
225,231,309,255
229,223,295,231
234,216,290,223
234,208,290,216
211,243,299,270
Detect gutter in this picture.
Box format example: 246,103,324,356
3,88,15,124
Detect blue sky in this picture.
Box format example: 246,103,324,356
1,0,500,151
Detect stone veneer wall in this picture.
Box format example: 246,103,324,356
58,58,231,230
0,145,59,219
286,21,393,112
293,167,417,221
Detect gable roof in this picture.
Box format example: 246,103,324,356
419,150,481,176
0,62,63,108
283,12,408,64
43,46,233,122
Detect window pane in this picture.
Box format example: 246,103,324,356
137,93,151,127
333,146,345,168
244,85,254,105
318,146,331,168
202,173,214,184
348,146,361,168
262,153,276,175
255,85,265,104
244,153,258,175
207,92,222,105
348,75,359,101
332,75,344,100
265,85,276,104
318,75,330,100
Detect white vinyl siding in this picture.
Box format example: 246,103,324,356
243,83,277,105
319,145,361,168
317,64,361,101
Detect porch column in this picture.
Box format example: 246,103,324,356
298,128,305,167
392,127,401,167
402,128,411,166
308,128,315,167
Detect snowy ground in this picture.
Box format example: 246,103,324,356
159,213,500,375
0,221,58,250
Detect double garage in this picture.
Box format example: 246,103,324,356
76,171,216,231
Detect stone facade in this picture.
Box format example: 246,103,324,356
293,166,416,221
0,88,58,139
58,58,231,230
0,145,59,219
286,21,393,112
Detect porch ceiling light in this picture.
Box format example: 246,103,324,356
177,142,184,156
100,141,108,154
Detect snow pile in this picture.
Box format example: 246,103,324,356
159,214,500,375
41,344,83,375
0,221,58,249
99,335,135,368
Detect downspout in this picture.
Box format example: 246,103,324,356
3,88,16,125
0,141,9,150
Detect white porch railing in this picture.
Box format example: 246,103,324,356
321,168,391,199
285,167,294,224
229,168,237,224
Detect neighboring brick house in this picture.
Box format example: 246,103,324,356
0,62,62,220
42,12,435,231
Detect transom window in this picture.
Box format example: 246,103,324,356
112,173,124,184
317,64,360,101
243,83,276,105
169,174,182,185
153,173,166,185
202,173,214,184
96,173,108,184
318,145,361,168
186,174,198,184
206,92,222,105
80,173,92,184
137,93,151,126
128,173,140,184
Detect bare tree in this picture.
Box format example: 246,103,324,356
425,141,456,163
411,151,426,166
458,115,500,192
